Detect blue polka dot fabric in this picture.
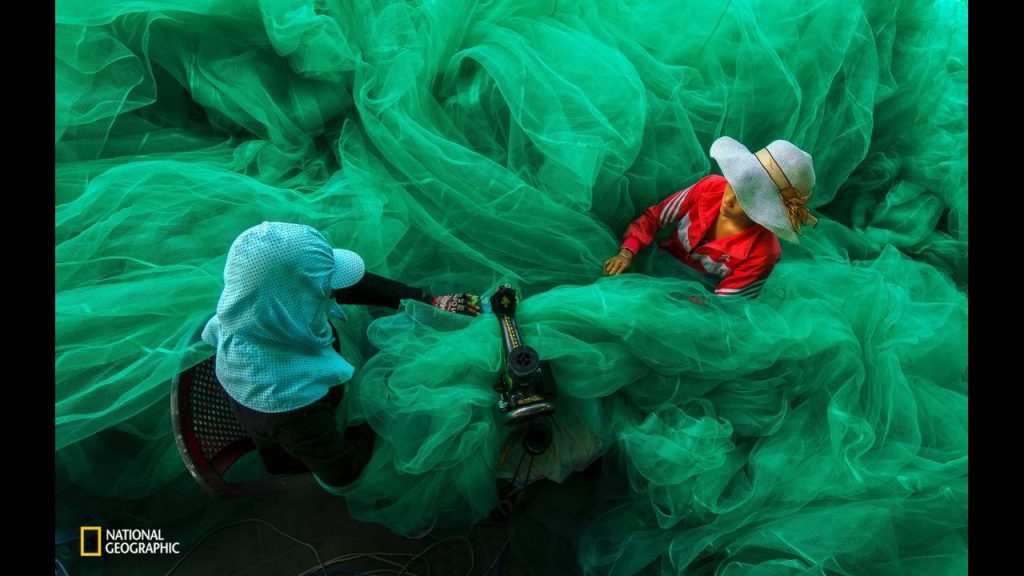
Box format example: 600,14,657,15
202,222,365,412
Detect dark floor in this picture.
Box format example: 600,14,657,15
57,457,617,576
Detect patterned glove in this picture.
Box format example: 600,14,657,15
431,293,481,316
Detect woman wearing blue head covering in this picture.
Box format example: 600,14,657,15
202,222,480,492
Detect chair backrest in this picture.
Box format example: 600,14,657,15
171,355,310,498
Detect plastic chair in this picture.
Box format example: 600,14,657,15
170,355,311,498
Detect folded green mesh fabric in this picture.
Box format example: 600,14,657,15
55,0,967,573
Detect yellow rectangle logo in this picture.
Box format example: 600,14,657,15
80,526,102,557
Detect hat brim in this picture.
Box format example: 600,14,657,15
331,248,365,289
710,137,798,243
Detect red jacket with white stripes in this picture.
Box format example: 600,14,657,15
620,175,781,298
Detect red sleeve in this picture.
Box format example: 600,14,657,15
621,183,698,254
714,258,774,298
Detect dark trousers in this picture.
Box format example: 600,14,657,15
226,386,369,488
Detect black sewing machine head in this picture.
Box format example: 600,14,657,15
490,285,557,433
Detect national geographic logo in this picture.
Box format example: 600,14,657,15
80,527,181,556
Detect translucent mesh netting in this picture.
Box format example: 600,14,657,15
55,0,967,573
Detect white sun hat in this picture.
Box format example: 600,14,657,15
710,136,817,242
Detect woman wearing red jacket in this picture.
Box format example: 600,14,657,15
604,137,817,299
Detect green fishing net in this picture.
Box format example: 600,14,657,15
55,0,967,573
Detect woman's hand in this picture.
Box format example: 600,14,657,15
603,249,634,276
431,293,482,316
